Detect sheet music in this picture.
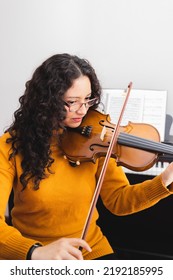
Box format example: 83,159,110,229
98,89,167,141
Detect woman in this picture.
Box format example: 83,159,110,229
0,53,173,260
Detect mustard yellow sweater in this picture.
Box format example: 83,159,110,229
0,129,172,260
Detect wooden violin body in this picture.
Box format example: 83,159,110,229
59,109,173,171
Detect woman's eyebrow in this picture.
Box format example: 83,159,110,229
66,93,92,99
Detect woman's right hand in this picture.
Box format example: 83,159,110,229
31,237,92,260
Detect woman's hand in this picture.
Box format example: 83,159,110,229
161,162,173,188
31,237,92,260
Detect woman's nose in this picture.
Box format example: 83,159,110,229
76,103,88,114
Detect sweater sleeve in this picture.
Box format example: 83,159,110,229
0,134,43,260
98,157,172,216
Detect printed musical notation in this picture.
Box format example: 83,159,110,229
98,88,167,141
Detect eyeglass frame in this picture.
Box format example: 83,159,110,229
63,97,98,112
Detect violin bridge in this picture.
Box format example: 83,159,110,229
100,126,106,141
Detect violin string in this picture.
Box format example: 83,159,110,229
97,127,173,154
118,133,173,154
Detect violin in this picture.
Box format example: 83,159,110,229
59,109,173,171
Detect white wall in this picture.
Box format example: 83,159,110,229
0,0,173,140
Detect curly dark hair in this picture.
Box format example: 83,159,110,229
6,53,102,190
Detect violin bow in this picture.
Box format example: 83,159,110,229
80,82,133,243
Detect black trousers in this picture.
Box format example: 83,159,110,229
94,253,119,260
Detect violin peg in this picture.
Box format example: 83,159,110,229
76,161,80,166
63,155,67,160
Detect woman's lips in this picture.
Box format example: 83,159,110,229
71,118,82,123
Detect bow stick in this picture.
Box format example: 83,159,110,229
80,82,133,244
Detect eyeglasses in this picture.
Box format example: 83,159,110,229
64,97,98,112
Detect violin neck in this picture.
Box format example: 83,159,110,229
118,132,173,155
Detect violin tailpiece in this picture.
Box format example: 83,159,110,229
75,126,92,137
